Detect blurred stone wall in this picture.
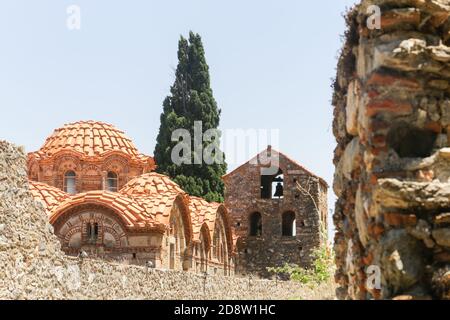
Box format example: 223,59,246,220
333,0,450,300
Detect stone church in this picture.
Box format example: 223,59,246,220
27,120,327,277
224,146,328,276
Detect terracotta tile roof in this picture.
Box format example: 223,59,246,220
189,196,220,242
189,197,234,255
28,172,228,245
28,180,70,215
130,193,182,226
29,121,153,164
120,172,185,196
120,173,191,228
30,172,191,233
50,190,166,231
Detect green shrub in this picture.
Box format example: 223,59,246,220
267,245,334,285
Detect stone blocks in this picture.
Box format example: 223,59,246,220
333,0,450,300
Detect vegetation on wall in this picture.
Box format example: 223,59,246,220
268,245,335,285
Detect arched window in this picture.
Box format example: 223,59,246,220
86,222,99,244
249,212,262,237
106,171,118,192
282,211,296,237
64,171,76,194
199,225,209,273
168,208,186,271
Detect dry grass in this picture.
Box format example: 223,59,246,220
290,279,337,300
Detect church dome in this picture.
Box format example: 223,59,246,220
36,121,143,159
120,172,185,196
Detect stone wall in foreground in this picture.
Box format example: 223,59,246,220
0,140,329,300
333,0,450,300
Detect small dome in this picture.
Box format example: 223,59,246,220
37,121,143,159
120,173,185,196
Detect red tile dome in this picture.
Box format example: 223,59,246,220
36,121,145,160
120,172,185,196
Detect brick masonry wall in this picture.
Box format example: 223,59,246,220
0,140,333,300
224,150,327,277
333,0,450,300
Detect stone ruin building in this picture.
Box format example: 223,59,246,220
333,0,450,300
224,146,328,277
25,121,328,278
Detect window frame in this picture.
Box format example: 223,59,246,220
248,212,263,237
281,211,297,237
106,171,119,192
63,170,77,194
260,168,284,199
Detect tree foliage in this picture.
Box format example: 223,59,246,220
154,32,227,202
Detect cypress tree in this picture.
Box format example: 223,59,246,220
154,31,227,202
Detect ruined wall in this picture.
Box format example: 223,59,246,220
333,0,450,300
0,140,331,300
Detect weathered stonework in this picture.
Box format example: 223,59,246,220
333,0,450,300
0,140,335,299
224,147,328,277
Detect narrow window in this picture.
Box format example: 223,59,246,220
169,243,175,269
260,175,273,199
106,171,118,192
282,211,296,237
93,223,99,241
86,223,92,240
64,171,76,194
85,222,98,244
249,212,262,236
87,222,99,243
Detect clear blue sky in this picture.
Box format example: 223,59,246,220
0,0,359,226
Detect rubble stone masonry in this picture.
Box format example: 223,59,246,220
224,148,328,277
0,140,332,300
333,0,450,300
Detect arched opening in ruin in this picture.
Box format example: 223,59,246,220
168,203,189,271
198,224,210,273
387,122,437,158
282,211,296,237
249,212,262,237
260,168,284,199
